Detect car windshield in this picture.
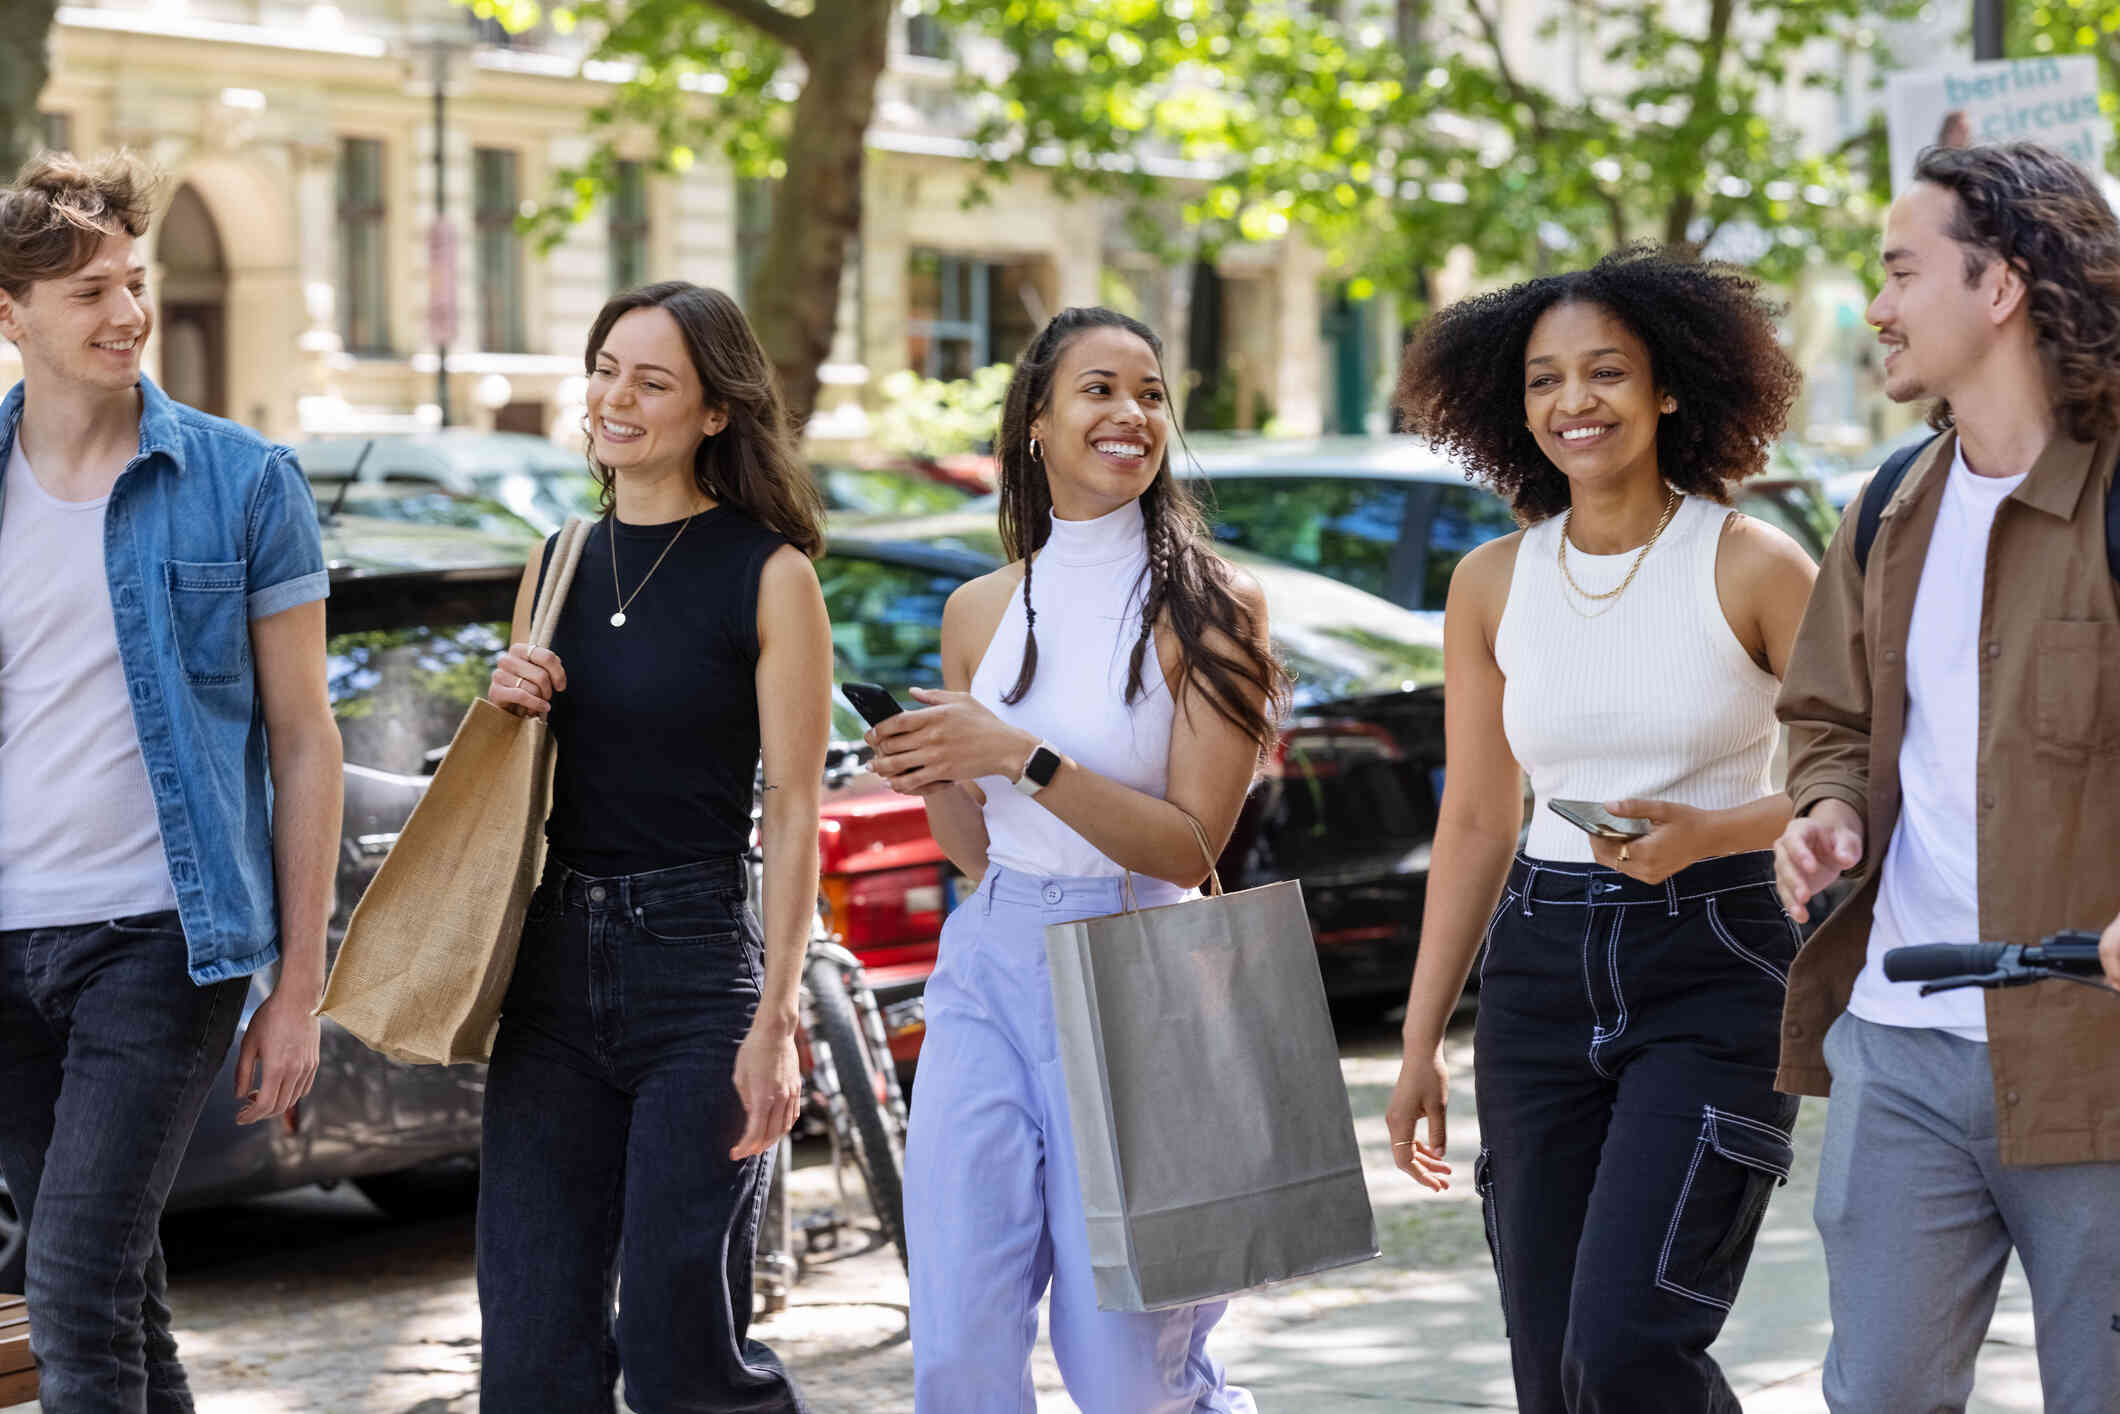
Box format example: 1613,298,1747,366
814,465,978,517
819,510,1443,711
322,482,545,543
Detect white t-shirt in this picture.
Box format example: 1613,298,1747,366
0,438,178,928
1847,440,2026,1040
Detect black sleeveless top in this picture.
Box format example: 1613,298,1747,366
536,507,786,874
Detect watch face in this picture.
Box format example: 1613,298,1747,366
1025,745,1062,787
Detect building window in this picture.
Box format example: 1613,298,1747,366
608,160,650,294
906,250,1041,380
906,12,953,60
337,137,390,356
38,112,71,154
475,148,525,353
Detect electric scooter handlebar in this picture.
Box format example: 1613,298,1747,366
1881,932,2108,995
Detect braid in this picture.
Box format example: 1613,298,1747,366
1125,485,1172,703
1002,472,1042,704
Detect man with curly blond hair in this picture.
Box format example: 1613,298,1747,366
1775,140,2120,1410
0,151,341,1412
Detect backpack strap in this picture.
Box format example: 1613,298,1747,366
2107,453,2120,586
1853,436,1939,574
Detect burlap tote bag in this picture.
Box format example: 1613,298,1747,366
1044,814,1378,1312
318,516,589,1065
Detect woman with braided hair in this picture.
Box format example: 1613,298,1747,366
866,306,1286,1412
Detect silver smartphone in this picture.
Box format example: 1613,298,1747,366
1547,797,1653,840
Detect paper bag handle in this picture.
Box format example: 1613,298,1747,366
1119,809,1223,913
527,517,590,651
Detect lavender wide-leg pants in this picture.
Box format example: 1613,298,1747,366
904,866,1256,1414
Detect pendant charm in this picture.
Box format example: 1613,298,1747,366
609,611,627,628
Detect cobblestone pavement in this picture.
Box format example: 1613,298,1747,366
4,1010,2044,1412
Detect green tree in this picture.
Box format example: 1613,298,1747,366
480,0,1912,424
0,0,60,179
1135,0,1920,301
2010,0,2120,163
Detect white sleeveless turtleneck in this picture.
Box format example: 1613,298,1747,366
1495,494,1780,863
970,499,1175,879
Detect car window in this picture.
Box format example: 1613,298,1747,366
324,483,544,543
1422,484,1519,611
815,465,976,517
329,621,511,776
1194,477,1409,599
815,554,962,693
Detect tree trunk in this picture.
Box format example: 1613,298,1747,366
0,0,60,180
739,0,892,427
1662,0,1737,252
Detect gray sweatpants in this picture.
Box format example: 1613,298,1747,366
1816,1012,2120,1412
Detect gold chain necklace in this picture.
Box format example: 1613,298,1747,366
1556,488,1681,611
607,510,696,628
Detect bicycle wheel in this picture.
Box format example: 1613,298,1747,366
806,955,908,1268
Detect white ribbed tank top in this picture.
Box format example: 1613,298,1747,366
1496,494,1779,863
970,498,1176,879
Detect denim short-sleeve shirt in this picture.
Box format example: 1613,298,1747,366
0,376,329,983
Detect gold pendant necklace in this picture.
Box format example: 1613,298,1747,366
1556,487,1681,611
608,510,695,628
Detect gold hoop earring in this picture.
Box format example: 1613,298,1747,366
1029,437,1043,463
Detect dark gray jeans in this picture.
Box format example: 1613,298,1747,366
1817,1012,2120,1411
0,912,247,1413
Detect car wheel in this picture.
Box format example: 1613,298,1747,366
353,1158,480,1221
0,1186,23,1294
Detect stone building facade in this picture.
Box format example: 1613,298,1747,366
13,0,1335,446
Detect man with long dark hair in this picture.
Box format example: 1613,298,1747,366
1775,141,2120,1410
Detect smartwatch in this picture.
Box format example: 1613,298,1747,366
1012,741,1063,797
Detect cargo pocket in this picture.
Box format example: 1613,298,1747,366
1654,1105,1794,1312
1473,1147,1510,1335
164,559,252,685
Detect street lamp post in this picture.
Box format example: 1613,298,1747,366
433,42,450,426
1973,0,2005,61
417,32,466,428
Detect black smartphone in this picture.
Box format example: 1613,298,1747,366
839,681,906,728
1546,797,1654,840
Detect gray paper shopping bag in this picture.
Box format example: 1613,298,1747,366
1044,816,1379,1312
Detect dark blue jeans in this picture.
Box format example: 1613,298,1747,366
1472,853,1801,1414
0,911,247,1413
478,855,807,1414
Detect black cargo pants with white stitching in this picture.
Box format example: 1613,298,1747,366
1471,851,1800,1414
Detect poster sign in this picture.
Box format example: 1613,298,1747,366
425,220,459,349
1885,55,2107,195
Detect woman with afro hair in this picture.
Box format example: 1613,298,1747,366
1382,246,1819,1412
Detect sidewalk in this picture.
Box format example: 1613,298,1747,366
770,1016,2046,1412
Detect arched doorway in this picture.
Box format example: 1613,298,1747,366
157,184,227,417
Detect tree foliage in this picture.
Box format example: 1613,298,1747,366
470,0,1914,420
2010,0,2120,163
1001,0,1920,299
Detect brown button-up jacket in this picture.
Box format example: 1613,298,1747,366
1777,428,2120,1166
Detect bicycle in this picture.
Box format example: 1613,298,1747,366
1883,932,2116,995
750,745,912,1314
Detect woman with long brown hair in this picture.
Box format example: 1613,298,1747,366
477,281,830,1412
865,306,1285,1412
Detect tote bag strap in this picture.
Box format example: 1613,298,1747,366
528,517,590,651
1119,809,1224,913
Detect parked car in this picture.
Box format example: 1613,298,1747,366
299,432,977,533
810,508,1453,1062
1173,436,1841,620
0,515,541,1293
